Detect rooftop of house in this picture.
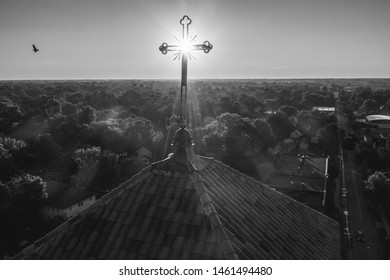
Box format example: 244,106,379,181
45,188,95,209
366,115,390,122
13,129,340,260
265,154,328,192
266,173,326,193
274,154,328,178
312,107,335,112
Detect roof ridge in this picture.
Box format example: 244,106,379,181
191,170,239,260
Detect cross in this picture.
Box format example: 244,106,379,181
159,15,212,127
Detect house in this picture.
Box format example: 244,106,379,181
366,115,390,132
44,188,96,219
265,154,329,212
312,107,335,113
13,128,339,260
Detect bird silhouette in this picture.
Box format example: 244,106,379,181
32,44,39,52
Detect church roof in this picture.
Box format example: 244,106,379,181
13,130,340,260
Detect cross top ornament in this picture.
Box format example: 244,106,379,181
159,15,213,127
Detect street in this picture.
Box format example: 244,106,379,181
345,152,385,259
336,95,389,259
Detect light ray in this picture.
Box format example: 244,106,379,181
173,52,181,61
187,86,205,154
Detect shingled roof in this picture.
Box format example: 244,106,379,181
13,128,340,260
266,154,328,193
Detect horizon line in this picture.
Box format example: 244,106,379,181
1,77,390,82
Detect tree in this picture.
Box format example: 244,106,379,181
216,96,234,114
296,110,328,136
317,123,339,155
342,134,358,151
61,102,77,115
238,94,265,116
72,146,122,192
290,90,304,107
0,174,47,257
5,174,48,211
77,105,96,125
264,98,280,112
118,90,144,107
92,91,118,110
122,117,163,151
0,136,26,153
48,114,80,147
279,105,298,118
91,153,121,191
360,99,378,114
203,113,252,158
30,133,63,167
266,111,294,141
252,118,275,151
44,98,62,118
300,93,332,108
355,87,372,101
0,97,23,133
72,146,102,189
0,137,27,180
365,171,390,203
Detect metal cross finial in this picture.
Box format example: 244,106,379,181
159,15,212,127
180,15,192,40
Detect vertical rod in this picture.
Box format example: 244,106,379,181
179,16,190,126
181,53,188,122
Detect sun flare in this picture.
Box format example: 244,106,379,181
179,39,193,54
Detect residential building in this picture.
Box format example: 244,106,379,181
312,107,335,113
265,154,329,212
366,115,390,132
44,188,96,219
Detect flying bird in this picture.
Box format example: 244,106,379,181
32,44,39,52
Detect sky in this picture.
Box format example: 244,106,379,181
0,0,389,80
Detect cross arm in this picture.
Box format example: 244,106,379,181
159,41,213,55
191,41,213,53
159,43,181,54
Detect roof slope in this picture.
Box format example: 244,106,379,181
13,130,340,260
199,159,339,259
